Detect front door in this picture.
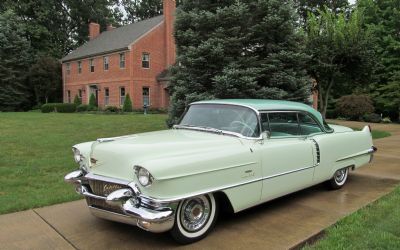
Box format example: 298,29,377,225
257,112,315,202
89,85,99,106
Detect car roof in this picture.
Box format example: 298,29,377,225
192,99,324,124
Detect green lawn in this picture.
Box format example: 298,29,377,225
304,185,400,249
0,112,168,214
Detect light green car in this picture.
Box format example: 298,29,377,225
65,99,377,244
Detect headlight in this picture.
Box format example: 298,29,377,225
72,148,84,163
135,166,153,187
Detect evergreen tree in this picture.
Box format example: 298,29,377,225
359,0,400,120
89,93,97,107
123,94,133,112
168,0,311,124
306,8,375,117
294,0,349,25
28,56,62,105
73,95,81,106
0,10,33,111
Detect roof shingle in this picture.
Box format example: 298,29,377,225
61,15,164,62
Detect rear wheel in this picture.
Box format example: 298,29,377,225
327,167,349,190
170,193,218,244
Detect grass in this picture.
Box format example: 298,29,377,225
303,185,400,249
0,112,167,214
350,127,391,139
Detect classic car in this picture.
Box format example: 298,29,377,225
65,99,377,244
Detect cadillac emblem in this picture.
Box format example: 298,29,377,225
103,183,123,196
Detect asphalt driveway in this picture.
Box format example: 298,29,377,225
1,121,399,250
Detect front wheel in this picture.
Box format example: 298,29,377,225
327,167,349,190
170,193,218,244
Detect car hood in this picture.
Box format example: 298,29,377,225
87,129,253,181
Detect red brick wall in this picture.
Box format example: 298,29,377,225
63,0,176,110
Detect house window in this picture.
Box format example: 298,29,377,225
78,89,83,102
67,90,71,103
120,87,126,106
103,56,109,70
66,63,70,75
143,87,150,106
119,53,125,68
78,61,82,74
104,88,110,106
142,53,150,68
89,59,95,72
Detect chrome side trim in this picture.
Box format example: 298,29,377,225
336,146,377,162
143,165,315,203
156,161,257,181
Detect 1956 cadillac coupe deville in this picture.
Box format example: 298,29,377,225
65,99,377,243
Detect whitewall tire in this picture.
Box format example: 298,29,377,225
328,167,349,190
170,193,218,244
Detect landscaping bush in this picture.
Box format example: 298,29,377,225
76,104,90,112
88,93,97,107
336,95,374,120
363,113,382,123
104,106,121,113
123,94,133,112
73,95,81,105
41,103,76,113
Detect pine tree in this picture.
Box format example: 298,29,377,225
73,95,81,106
89,93,97,107
168,0,311,124
123,94,133,112
0,10,33,111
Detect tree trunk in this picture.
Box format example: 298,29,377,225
321,77,334,118
45,96,48,104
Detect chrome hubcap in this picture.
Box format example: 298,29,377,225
180,196,210,232
334,169,347,183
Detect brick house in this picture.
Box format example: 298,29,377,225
61,0,176,109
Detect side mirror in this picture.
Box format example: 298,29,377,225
261,131,271,140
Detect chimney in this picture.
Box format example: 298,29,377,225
163,0,176,67
89,22,100,40
106,24,114,31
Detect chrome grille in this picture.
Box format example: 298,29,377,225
88,179,126,196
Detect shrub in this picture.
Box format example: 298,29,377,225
88,93,97,107
382,117,392,123
363,113,381,123
88,105,98,111
76,104,90,112
123,94,133,112
104,106,121,113
41,103,76,113
336,95,374,120
73,95,81,105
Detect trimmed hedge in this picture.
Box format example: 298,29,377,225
76,104,90,112
363,113,381,123
41,103,77,113
104,106,121,113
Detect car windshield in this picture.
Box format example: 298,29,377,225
178,104,260,138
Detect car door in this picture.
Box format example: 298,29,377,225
257,111,315,202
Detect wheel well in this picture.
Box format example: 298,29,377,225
214,191,234,214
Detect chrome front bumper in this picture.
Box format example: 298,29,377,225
64,170,177,233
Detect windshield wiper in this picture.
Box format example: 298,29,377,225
173,124,224,135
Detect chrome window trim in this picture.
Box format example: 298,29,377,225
176,103,263,140
259,110,329,134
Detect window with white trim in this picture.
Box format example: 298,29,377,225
119,53,125,68
67,90,71,103
104,88,110,106
103,56,109,70
142,53,150,68
66,63,70,75
120,87,126,106
78,61,82,74
89,59,95,72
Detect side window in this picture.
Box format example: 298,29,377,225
298,113,323,135
268,112,300,137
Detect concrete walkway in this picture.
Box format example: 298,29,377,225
1,121,399,250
